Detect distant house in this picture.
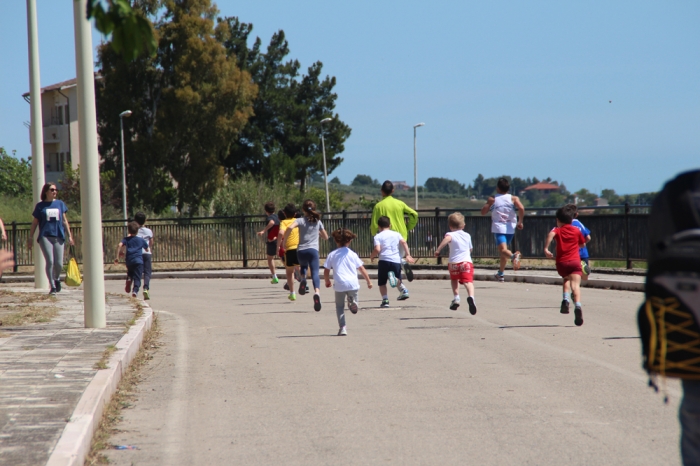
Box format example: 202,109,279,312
392,181,411,191
522,182,560,196
23,78,81,185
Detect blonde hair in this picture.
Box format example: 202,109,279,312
448,212,465,229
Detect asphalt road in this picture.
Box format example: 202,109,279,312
102,278,681,466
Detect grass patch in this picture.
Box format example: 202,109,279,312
85,312,160,465
93,345,117,370
0,290,59,326
592,260,647,269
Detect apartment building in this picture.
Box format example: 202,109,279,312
22,78,80,185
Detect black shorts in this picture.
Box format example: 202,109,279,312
266,241,277,257
377,260,402,286
285,249,299,267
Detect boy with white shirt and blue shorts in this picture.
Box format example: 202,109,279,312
369,216,415,308
435,212,477,315
134,212,154,300
480,177,525,282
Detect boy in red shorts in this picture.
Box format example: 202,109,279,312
544,205,586,326
434,212,477,315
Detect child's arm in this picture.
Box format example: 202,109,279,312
399,239,415,263
434,235,452,257
358,265,373,289
114,242,125,264
369,244,381,262
0,218,5,241
257,219,275,237
544,230,556,258
319,228,329,240
324,268,332,288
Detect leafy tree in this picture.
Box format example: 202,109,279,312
330,176,341,184
351,174,378,187
600,189,622,205
86,0,157,61
424,177,465,195
0,148,32,198
96,0,257,215
58,163,121,218
575,188,598,206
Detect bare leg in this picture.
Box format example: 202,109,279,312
570,274,582,303
497,243,512,273
285,266,294,292
464,282,475,297
562,278,571,295
451,279,460,296
267,255,276,276
379,285,388,297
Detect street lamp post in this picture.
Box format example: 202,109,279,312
119,110,132,224
413,122,425,210
320,117,332,215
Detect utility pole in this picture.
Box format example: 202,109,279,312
73,0,106,328
26,0,48,290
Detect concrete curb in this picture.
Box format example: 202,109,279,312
45,303,154,466
3,270,644,292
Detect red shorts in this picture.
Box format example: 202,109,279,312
448,262,474,284
556,260,582,278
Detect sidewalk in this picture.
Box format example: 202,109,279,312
0,286,149,466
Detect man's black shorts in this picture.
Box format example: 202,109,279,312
266,241,277,257
285,249,299,267
377,260,402,286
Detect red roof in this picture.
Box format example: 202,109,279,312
523,182,560,191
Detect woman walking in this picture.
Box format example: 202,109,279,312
282,200,329,311
28,183,73,294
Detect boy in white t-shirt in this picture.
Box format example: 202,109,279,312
369,216,415,308
135,212,154,300
434,212,477,315
324,228,373,336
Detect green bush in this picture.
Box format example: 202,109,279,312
0,195,34,224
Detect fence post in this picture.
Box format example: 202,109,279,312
11,221,18,273
342,209,347,228
435,207,442,265
241,214,248,268
625,202,631,269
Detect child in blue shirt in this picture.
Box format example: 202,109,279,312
114,221,149,298
570,206,592,277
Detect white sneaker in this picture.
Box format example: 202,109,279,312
387,271,398,288
338,327,347,336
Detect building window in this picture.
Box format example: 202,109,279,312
64,106,69,124
57,105,63,126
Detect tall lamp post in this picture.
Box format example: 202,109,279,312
119,110,132,224
320,117,332,214
413,122,425,210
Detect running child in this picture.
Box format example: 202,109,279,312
134,212,154,300
282,200,329,312
324,228,373,336
480,177,525,282
570,205,592,279
434,212,477,314
114,221,149,298
257,201,280,284
278,203,301,301
544,205,587,326
369,216,414,307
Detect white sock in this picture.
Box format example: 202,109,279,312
454,295,460,302
382,295,388,300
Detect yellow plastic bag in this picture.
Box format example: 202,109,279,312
66,246,82,287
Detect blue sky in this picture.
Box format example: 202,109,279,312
1,0,698,195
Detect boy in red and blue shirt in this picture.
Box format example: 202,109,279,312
544,205,586,326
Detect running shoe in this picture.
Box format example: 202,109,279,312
397,289,409,301
49,288,57,296
348,297,358,314
305,286,309,294
284,283,290,291
271,276,279,284
512,251,522,271
143,289,150,300
299,277,307,295
494,272,505,283
467,296,477,315
560,299,570,314
450,299,460,311
125,279,132,293
55,280,62,292
338,327,347,336
387,271,398,288
131,293,137,298
313,294,322,312
288,293,296,301
403,261,414,282
581,261,591,276
574,306,584,326
380,299,390,308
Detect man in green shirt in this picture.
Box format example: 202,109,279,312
371,181,419,280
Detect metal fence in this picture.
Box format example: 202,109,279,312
4,204,650,271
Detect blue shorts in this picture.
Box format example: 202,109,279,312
493,233,514,246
